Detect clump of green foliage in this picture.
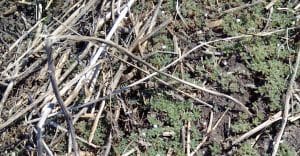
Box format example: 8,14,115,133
196,57,240,93
132,1,152,15
149,53,173,69
222,5,264,36
148,32,173,68
180,0,204,28
231,113,251,133
76,120,106,149
209,142,222,155
145,94,202,155
241,37,291,111
114,93,202,155
235,140,259,156
162,0,205,30
278,143,297,156
220,5,294,111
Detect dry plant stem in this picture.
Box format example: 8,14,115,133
109,52,213,108
265,0,277,9
89,100,106,143
55,9,113,84
182,125,186,153
52,17,82,36
0,63,20,117
57,0,83,23
187,121,191,156
271,45,300,156
41,10,112,109
8,18,45,51
233,111,282,145
295,3,300,10
53,35,251,115
86,0,135,77
45,39,79,156
111,0,115,22
33,3,43,46
42,139,54,156
55,49,70,79
0,81,14,117
176,0,188,28
14,57,107,125
88,74,108,143
3,28,295,131
37,103,54,155
191,109,228,155
104,133,113,156
62,0,135,109
48,121,100,148
139,0,162,56
190,111,214,156
2,0,98,81
148,0,162,34
289,111,300,122
101,61,126,154
0,92,48,130
263,6,273,31
233,110,300,145
122,148,136,156
223,0,264,13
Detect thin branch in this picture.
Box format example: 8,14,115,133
45,38,79,156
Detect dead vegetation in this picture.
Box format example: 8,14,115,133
0,0,300,155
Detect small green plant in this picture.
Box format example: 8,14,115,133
75,120,106,150
231,113,251,133
209,142,222,155
149,53,173,69
148,31,174,69
115,93,202,155
132,1,152,15
278,143,297,156
235,141,259,156
196,56,240,93
243,37,290,111
222,7,263,36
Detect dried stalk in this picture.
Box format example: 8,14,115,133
45,38,79,156
51,35,252,115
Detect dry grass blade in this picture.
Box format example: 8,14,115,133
2,1,300,154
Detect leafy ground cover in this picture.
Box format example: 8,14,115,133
0,0,300,155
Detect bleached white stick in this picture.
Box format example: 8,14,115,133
37,103,54,155
37,103,54,130
69,0,136,104
86,0,135,80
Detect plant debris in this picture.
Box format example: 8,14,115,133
0,0,300,155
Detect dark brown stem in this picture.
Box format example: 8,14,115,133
45,38,79,156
